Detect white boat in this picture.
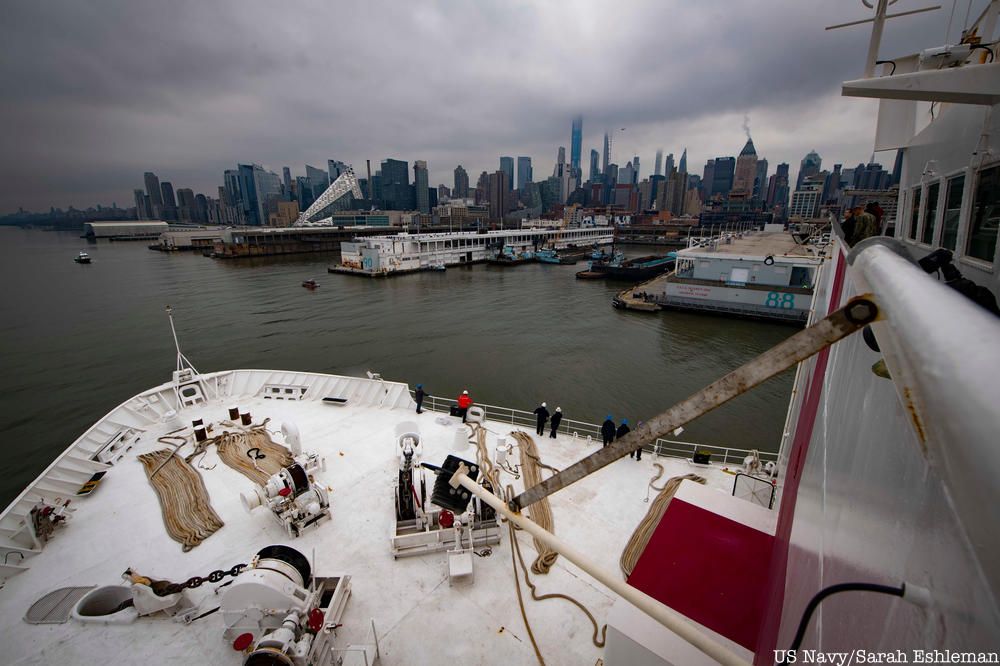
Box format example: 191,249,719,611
2,4,1000,665
74,251,92,264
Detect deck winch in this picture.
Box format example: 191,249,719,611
221,545,352,666
241,453,330,537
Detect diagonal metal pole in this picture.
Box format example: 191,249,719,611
509,296,879,512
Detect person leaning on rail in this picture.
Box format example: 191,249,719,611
533,402,550,436
601,414,616,447
549,407,562,438
456,389,473,422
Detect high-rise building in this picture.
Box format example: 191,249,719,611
413,160,430,214
176,188,197,222
144,172,163,211
711,156,736,198
678,149,687,174
619,161,635,188
487,170,510,219
664,153,675,176
632,156,640,183
754,159,769,200
305,165,329,195
133,189,151,220
438,184,451,200
654,150,663,177
517,156,532,191
328,160,348,183
733,138,758,194
589,150,600,182
789,176,823,219
500,157,514,191
160,181,177,221
602,133,610,175
766,162,791,218
702,160,715,199
453,165,469,199
570,115,583,172
797,150,822,190
282,167,292,199
380,158,412,210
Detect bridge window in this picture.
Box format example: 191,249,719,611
941,174,964,251
908,187,921,240
967,164,1000,262
921,182,940,245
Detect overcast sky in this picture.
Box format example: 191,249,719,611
0,0,980,213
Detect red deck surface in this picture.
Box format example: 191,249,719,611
627,497,774,651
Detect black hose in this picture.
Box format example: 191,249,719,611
970,45,995,63
786,582,904,655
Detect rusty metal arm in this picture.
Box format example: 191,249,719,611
509,296,879,512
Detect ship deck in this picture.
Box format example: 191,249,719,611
0,371,760,665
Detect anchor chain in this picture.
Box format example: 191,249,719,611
160,563,247,595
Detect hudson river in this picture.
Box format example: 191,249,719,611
0,226,797,506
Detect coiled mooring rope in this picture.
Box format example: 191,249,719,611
619,470,706,578
185,420,293,486
138,449,224,551
510,431,559,575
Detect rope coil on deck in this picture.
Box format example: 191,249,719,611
619,469,705,578
185,419,293,486
138,449,224,551
511,431,559,575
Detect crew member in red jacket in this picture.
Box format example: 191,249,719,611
457,389,473,422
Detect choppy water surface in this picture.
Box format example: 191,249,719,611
0,227,797,506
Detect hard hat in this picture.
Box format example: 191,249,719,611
462,390,468,395
622,419,628,424
606,414,612,420
556,407,561,412
416,384,423,389
541,402,546,407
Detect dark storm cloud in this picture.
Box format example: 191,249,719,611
0,0,968,211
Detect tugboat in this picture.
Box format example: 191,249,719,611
74,251,92,264
488,245,535,265
301,279,319,289
536,248,577,265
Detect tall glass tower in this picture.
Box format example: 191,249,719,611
570,116,583,172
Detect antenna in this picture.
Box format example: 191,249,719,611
165,305,199,375
826,0,941,78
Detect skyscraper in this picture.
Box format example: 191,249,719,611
767,162,791,218
160,181,177,221
133,189,150,220
413,160,429,214
454,165,469,198
328,160,348,183
144,172,163,209
602,133,610,175
589,150,600,182
654,150,663,177
664,153,675,176
570,115,583,172
702,160,716,199
500,157,514,191
678,149,687,174
797,150,822,190
380,158,412,210
517,156,532,191
754,159,769,200
711,157,736,198
282,167,292,198
305,165,329,194
176,188,197,222
733,138,758,194
487,170,510,219
632,156,640,183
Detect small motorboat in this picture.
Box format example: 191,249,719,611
74,251,92,264
428,261,447,271
302,279,319,289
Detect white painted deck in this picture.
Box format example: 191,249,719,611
0,370,762,665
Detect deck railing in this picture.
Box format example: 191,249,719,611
411,392,778,467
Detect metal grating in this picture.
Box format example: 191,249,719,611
24,586,95,624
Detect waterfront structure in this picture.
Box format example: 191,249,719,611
413,160,430,214
453,165,469,198
570,115,582,171
796,149,822,190
83,220,168,239
337,226,614,275
658,227,822,322
516,156,532,191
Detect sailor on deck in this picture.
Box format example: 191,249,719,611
534,402,550,436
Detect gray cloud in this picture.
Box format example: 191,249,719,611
0,0,974,212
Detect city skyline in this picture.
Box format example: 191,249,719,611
0,1,952,213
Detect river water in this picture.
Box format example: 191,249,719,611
0,227,796,507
